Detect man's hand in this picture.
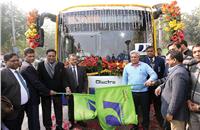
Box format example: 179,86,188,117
144,81,157,87
188,100,194,110
50,90,57,95
155,86,161,96
191,104,200,111
188,100,200,112
65,87,72,95
166,113,173,122
144,80,152,87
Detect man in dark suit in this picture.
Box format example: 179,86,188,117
142,46,165,127
65,54,88,129
20,48,57,130
37,49,68,130
1,53,29,130
155,50,190,130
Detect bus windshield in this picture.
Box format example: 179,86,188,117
58,5,154,60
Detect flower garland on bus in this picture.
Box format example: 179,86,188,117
78,56,127,76
24,9,40,49
162,1,184,44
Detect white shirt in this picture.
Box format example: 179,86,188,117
10,68,29,105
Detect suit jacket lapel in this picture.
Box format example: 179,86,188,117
146,57,151,65
167,65,180,80
7,68,16,80
154,57,159,69
7,68,21,87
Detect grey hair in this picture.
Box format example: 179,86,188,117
130,50,140,56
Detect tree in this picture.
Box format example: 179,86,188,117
1,2,27,56
182,6,200,44
1,2,56,58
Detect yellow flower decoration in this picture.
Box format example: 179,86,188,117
169,20,177,28
162,1,185,44
174,23,184,30
164,27,170,32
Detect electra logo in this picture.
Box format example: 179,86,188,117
95,80,116,84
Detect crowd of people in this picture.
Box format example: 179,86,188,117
1,48,88,130
122,41,200,130
1,40,200,130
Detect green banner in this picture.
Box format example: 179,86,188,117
73,93,97,121
95,85,138,130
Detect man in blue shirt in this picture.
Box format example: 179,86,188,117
123,50,157,130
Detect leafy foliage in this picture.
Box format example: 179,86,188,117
1,2,27,56
1,2,55,58
182,6,200,44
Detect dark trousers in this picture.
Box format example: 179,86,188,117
68,86,82,124
3,107,24,130
132,92,150,129
149,89,164,127
68,95,75,125
24,103,40,130
41,95,63,128
68,89,86,127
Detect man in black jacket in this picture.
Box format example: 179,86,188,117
1,53,29,130
38,49,68,130
142,46,166,128
65,54,88,129
20,48,57,130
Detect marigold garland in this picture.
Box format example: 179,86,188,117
24,9,40,49
162,1,185,44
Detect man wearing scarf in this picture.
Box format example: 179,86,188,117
38,49,68,130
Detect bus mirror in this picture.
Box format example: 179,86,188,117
152,3,165,19
38,28,44,47
153,8,162,19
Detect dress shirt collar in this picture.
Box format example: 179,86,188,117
9,68,18,73
70,65,77,69
148,57,155,62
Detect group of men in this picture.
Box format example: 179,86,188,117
1,41,200,130
1,48,88,130
122,41,200,130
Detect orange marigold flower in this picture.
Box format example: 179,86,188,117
162,4,168,13
171,1,177,6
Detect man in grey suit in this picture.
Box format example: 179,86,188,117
187,44,200,130
155,50,190,130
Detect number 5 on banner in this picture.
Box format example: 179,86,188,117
103,101,122,126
